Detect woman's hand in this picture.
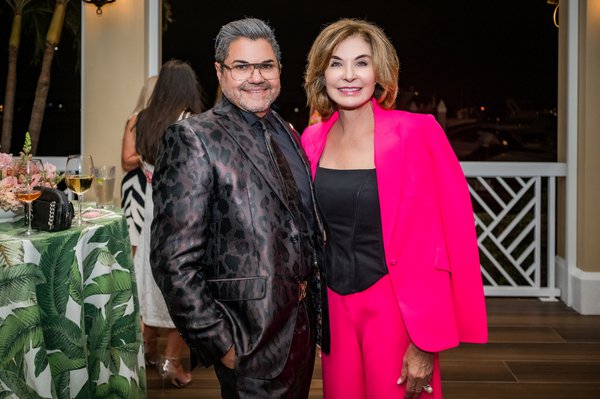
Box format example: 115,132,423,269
397,343,434,398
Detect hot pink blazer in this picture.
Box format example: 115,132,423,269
301,99,488,352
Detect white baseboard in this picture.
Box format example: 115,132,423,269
556,256,600,315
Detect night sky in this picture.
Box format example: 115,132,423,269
0,1,81,155
0,1,558,154
162,0,559,129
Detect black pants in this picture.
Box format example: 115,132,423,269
213,301,316,399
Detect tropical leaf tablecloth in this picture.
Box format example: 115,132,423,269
0,212,146,398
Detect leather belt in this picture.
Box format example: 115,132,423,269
298,280,308,302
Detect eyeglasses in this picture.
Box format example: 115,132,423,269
220,62,282,81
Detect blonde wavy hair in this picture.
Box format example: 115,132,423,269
304,18,399,120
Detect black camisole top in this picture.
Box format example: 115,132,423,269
314,167,388,295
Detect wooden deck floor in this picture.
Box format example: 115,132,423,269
146,298,600,398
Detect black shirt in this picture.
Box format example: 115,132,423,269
314,167,388,294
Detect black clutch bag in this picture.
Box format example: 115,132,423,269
30,186,74,232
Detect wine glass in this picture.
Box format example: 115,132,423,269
65,154,94,226
15,158,43,236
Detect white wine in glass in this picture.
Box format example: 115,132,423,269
66,175,93,194
15,158,43,236
65,154,94,226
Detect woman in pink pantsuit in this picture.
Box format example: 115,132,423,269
302,19,488,398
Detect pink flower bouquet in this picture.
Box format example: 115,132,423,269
0,134,63,212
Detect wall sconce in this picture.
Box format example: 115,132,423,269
83,0,116,15
547,0,559,28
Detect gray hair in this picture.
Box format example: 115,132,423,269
214,18,281,63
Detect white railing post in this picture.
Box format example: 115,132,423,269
544,176,558,301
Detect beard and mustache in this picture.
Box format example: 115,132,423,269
221,81,281,115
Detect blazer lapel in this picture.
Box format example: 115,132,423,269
373,100,405,265
272,111,326,236
213,99,288,209
305,113,338,179
272,111,315,188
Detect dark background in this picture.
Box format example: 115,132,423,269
162,0,559,131
0,0,558,156
0,0,81,155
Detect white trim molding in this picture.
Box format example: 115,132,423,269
148,0,160,77
565,0,579,308
556,256,600,314
80,5,86,155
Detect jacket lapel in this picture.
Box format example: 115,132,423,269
272,111,326,236
373,100,405,266
213,99,288,210
306,113,338,179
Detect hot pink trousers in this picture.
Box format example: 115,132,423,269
322,275,442,399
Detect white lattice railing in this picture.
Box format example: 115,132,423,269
461,162,567,299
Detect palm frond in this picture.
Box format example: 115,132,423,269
84,270,133,297
0,240,24,268
0,262,46,307
110,312,139,346
34,231,78,317
46,350,86,375
41,315,85,358
68,257,84,305
0,368,47,399
94,374,140,399
0,307,43,366
84,307,111,353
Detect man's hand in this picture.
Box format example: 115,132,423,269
397,343,434,398
220,346,236,369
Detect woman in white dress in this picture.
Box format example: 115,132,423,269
134,59,204,388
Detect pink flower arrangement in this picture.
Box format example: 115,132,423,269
0,133,63,212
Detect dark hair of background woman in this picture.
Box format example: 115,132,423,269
135,59,204,164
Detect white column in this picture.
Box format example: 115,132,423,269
565,0,578,308
147,0,161,77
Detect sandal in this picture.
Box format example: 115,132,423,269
158,356,192,388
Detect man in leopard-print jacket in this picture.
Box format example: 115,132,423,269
150,18,328,399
